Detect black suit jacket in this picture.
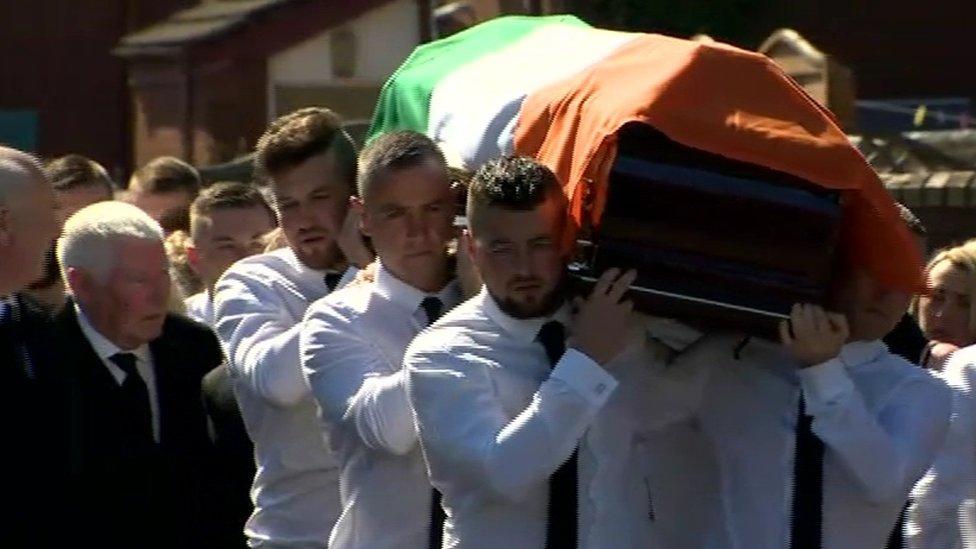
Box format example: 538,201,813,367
0,293,62,546
202,363,255,548
54,306,223,548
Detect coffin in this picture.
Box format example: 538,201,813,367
568,123,842,337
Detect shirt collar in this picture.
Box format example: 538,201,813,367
478,286,571,344
373,260,460,315
838,339,889,367
74,303,151,363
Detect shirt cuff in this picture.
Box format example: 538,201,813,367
799,358,854,408
550,348,619,408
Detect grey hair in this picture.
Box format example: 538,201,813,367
0,146,45,207
57,201,165,284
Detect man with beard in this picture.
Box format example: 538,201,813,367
404,156,702,548
213,107,372,548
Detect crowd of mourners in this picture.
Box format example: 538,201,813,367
2,106,976,549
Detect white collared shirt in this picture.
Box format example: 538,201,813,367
184,291,214,326
74,304,160,443
300,262,460,549
670,335,951,549
213,247,356,548
909,344,976,549
404,288,699,548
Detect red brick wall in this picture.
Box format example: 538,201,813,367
0,0,191,176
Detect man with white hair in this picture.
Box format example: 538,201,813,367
53,201,223,548
0,146,59,544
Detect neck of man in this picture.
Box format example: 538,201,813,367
392,260,450,294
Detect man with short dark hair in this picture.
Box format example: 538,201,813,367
47,154,115,224
24,154,116,312
405,156,698,547
301,130,459,548
213,107,372,548
663,257,952,547
125,156,202,233
185,181,276,325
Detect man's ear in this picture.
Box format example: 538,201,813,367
65,266,92,301
350,196,369,237
462,228,476,258
186,242,202,276
0,204,11,247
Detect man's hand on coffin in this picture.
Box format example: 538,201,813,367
570,268,637,366
779,303,850,368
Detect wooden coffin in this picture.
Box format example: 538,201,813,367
568,123,843,337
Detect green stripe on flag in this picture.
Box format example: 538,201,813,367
367,15,590,143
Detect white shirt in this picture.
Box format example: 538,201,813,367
184,291,214,326
213,247,355,548
671,335,952,549
301,262,460,549
909,344,976,549
404,288,702,548
74,304,160,443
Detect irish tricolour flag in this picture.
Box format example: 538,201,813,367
369,15,924,293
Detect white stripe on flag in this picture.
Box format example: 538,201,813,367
427,24,636,169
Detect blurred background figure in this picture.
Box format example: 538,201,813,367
22,154,116,313
123,156,202,234
914,240,976,370
185,181,276,326
883,203,930,365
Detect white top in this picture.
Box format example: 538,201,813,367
404,288,704,548
213,247,355,548
184,291,214,326
909,344,976,549
75,304,160,443
671,335,952,549
301,262,460,549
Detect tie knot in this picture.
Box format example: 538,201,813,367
110,352,138,376
536,320,566,367
420,297,443,326
324,272,343,292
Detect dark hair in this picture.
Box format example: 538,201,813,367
129,156,201,196
357,131,446,198
466,156,563,222
254,107,357,188
44,154,115,195
190,181,276,233
895,202,927,238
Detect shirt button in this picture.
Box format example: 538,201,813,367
594,382,607,395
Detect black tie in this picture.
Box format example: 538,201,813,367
537,320,577,549
423,295,447,549
109,352,153,445
790,395,824,549
421,297,443,326
324,272,343,292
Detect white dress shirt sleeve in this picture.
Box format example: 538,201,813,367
800,357,952,504
213,268,309,407
406,342,618,503
301,302,418,455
